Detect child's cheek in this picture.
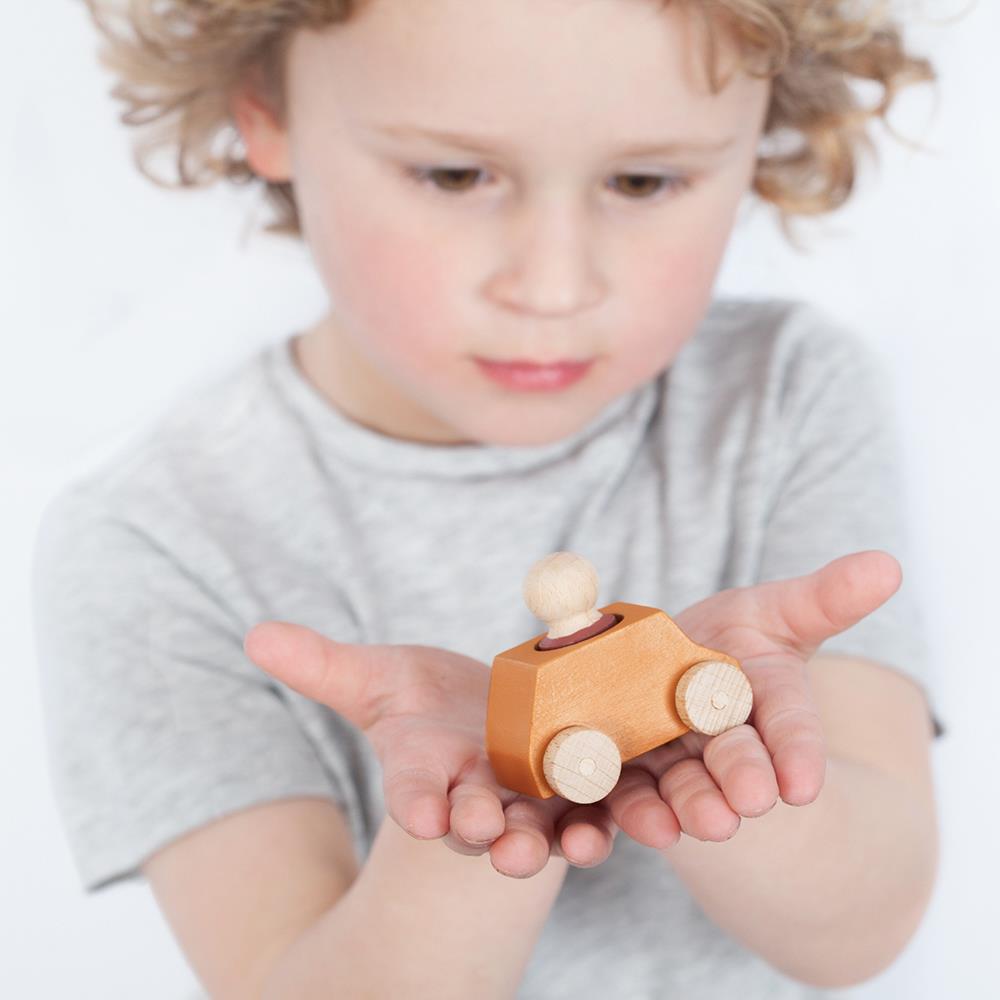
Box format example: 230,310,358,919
624,232,730,353
312,211,459,365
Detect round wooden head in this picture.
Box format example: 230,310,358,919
522,551,603,639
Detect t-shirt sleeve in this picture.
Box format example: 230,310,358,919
756,314,946,739
30,488,347,893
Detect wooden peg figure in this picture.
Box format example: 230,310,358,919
486,552,753,804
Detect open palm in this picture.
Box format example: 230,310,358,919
242,623,617,878
244,549,902,879
601,549,903,855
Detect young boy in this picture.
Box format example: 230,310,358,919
33,1,945,997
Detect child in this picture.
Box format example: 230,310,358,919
32,1,945,997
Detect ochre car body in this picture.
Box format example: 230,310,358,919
486,601,741,799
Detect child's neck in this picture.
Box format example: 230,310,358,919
292,316,474,446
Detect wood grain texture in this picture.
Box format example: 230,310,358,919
675,660,753,736
522,551,603,639
542,726,622,803
486,602,746,800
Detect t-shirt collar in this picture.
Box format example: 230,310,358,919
265,334,662,480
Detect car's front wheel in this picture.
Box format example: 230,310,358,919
542,725,622,803
675,660,753,736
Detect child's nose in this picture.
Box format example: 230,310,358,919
486,201,607,318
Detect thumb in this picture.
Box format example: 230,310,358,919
765,549,903,656
244,620,379,730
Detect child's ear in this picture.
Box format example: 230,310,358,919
229,76,292,183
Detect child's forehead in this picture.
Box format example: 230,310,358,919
288,0,753,133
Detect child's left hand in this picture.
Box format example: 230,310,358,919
604,549,903,851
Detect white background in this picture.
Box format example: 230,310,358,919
3,1,997,997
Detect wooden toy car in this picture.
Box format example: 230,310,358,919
486,552,753,804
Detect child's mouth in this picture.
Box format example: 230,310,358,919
473,357,595,391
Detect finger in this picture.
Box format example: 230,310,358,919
744,658,827,806
489,798,558,879
700,724,779,817
555,804,620,868
760,550,903,658
445,757,508,853
243,621,382,729
658,758,741,843
605,766,681,850
379,723,453,840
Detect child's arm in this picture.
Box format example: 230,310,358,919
662,658,936,989
143,795,568,999
596,551,938,988
263,809,568,998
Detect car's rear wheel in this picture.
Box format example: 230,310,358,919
675,660,753,736
542,725,622,803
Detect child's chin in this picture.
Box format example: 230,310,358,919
471,410,595,448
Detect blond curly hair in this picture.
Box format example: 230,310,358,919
81,0,936,240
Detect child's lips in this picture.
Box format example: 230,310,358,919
473,356,596,391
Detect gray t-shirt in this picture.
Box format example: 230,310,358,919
31,296,943,999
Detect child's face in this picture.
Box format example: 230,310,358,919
238,0,770,446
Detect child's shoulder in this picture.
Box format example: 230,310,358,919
697,295,870,363
39,339,287,538
686,295,883,404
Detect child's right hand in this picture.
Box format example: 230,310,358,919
243,624,620,878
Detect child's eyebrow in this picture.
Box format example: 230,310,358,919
361,122,738,159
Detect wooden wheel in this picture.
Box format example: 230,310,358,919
542,726,622,803
675,660,752,736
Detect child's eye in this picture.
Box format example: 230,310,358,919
404,166,691,201
610,173,692,199
407,166,487,192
